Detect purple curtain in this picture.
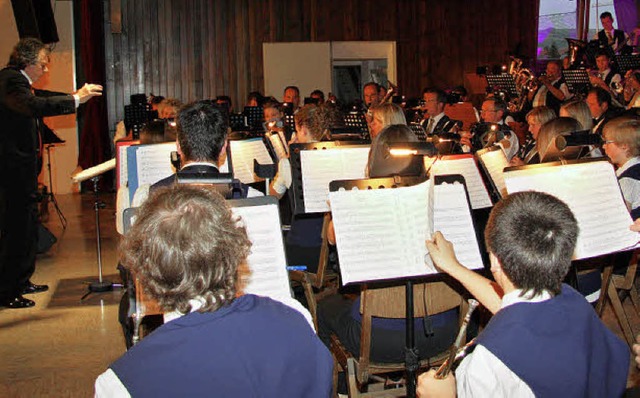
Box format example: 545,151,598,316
614,0,637,34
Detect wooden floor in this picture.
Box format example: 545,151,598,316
0,192,639,397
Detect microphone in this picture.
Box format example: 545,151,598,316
555,130,602,150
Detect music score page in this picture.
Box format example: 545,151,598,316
229,138,274,184
136,142,177,186
431,155,492,209
478,149,509,197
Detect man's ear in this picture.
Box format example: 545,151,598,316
218,140,228,168
176,138,183,157
489,252,502,274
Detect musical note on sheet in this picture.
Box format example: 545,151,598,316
478,148,509,197
301,147,370,213
136,142,177,186
231,203,291,302
433,182,484,270
229,138,274,184
504,161,639,259
432,156,493,209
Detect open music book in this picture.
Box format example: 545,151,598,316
229,197,292,303
503,160,639,259
300,146,370,213
476,146,509,198
431,154,492,209
229,138,274,184
265,131,288,161
329,177,484,284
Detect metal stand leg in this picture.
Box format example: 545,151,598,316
44,144,67,229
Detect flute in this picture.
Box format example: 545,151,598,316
434,298,479,379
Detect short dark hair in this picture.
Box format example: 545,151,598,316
216,95,232,106
284,86,300,95
485,191,578,296
595,50,610,60
177,101,228,162
8,38,47,69
310,89,325,100
140,120,167,145
484,97,507,115
120,185,251,314
600,11,613,20
422,87,447,104
589,86,612,106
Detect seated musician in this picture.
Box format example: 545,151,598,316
366,102,407,140
418,191,628,398
319,124,459,366
96,185,333,397
586,86,625,135
559,100,601,157
509,106,555,166
363,81,382,109
602,117,640,220
589,51,622,99
624,70,640,109
526,60,571,115
594,12,631,54
420,88,460,134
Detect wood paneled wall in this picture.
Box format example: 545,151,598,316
104,0,538,131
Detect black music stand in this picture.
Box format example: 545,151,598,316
485,73,518,99
343,112,369,139
329,174,478,398
40,123,67,228
124,103,156,140
409,123,427,141
562,69,591,96
243,106,264,130
615,54,640,74
229,113,247,132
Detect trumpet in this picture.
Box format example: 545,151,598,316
434,299,479,379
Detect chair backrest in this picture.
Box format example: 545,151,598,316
361,281,463,318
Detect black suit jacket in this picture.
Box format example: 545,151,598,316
0,67,75,192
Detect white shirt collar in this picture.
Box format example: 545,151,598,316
501,288,552,309
20,70,33,86
181,161,218,170
616,156,640,177
163,297,207,323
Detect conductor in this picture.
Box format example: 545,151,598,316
0,38,102,308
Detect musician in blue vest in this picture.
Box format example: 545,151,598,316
418,191,628,398
603,117,640,220
97,185,333,397
594,12,631,54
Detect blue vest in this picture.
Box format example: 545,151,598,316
619,162,640,220
476,285,628,397
111,294,333,398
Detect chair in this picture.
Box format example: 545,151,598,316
288,213,340,330
330,279,468,397
131,278,163,344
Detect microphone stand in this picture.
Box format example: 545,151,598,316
42,143,67,229
81,176,121,300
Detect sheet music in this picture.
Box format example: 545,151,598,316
231,204,291,302
136,142,177,186
431,156,493,209
268,133,288,161
504,161,639,259
329,180,434,284
433,182,484,270
118,144,129,188
478,149,509,197
301,147,370,213
229,138,274,184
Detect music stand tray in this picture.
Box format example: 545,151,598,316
562,69,591,94
485,74,518,98
615,54,640,74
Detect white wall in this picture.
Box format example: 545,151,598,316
0,0,79,194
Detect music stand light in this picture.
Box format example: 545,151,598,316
387,142,439,157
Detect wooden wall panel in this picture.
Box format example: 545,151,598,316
103,0,538,132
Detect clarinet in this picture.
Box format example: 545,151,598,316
434,298,479,379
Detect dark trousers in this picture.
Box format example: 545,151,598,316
0,169,38,299
317,294,458,363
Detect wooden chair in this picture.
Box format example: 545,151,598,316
131,278,163,344
288,212,340,330
330,279,468,397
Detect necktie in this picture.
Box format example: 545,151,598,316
606,30,613,44
426,118,435,134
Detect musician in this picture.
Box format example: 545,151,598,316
586,87,624,135
418,191,628,398
363,82,382,108
526,60,571,115
509,106,556,166
420,88,459,134
215,95,233,113
0,38,102,308
589,51,622,98
366,102,407,140
309,89,325,105
96,185,333,397
624,70,640,109
283,85,301,111
461,98,519,161
593,12,630,54
602,117,640,219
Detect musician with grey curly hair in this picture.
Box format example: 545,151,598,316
95,185,333,397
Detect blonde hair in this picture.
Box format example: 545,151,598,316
560,100,593,130
370,103,407,127
526,106,556,126
536,117,581,160
603,117,640,157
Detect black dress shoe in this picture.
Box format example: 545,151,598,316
1,295,35,309
22,282,49,295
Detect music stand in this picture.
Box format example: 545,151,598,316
485,73,518,99
615,54,640,74
343,112,369,139
124,103,155,140
40,123,67,228
229,113,246,132
562,69,591,95
243,106,264,130
409,123,427,141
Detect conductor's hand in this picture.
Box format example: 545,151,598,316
417,369,456,398
426,231,460,274
75,83,103,104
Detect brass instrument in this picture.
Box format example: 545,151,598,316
381,81,398,104
507,57,537,112
566,38,587,68
434,298,479,379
